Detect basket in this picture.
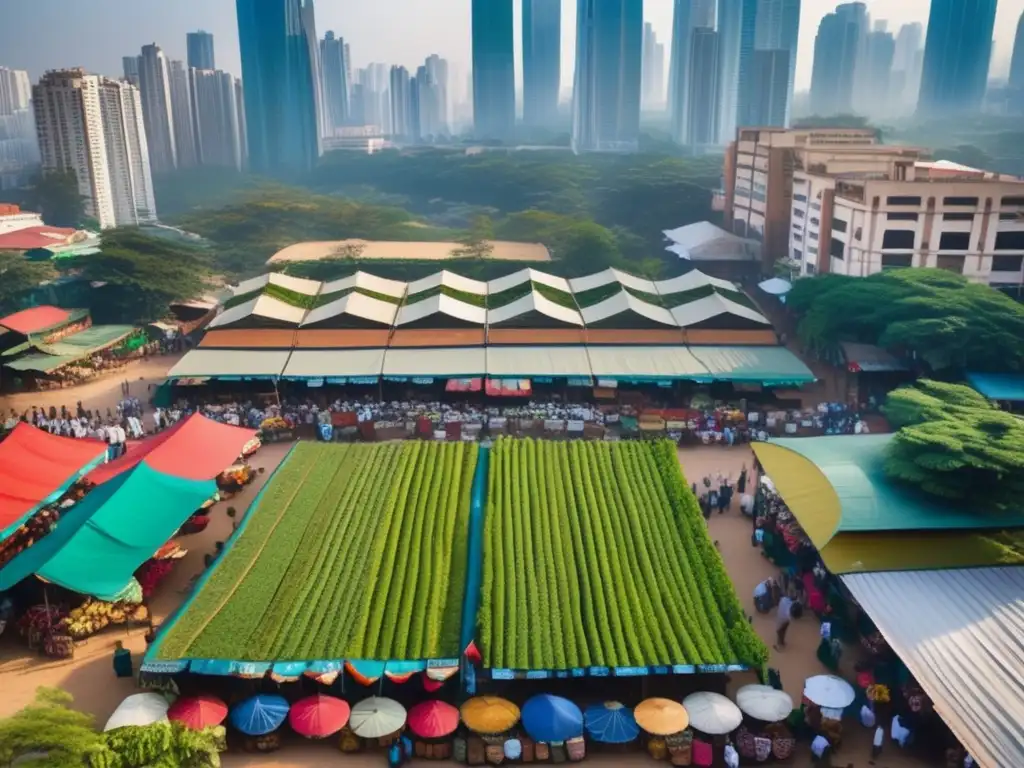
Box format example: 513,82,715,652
772,737,796,760
485,743,505,764
567,736,585,761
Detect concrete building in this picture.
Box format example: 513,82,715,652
389,66,413,140
122,56,140,86
753,0,801,126
320,31,350,133
892,22,925,113
423,55,450,137
722,126,878,267
917,0,997,117
858,26,896,117
1009,12,1024,110
642,22,665,111
686,28,719,148
0,68,38,189
168,60,198,169
189,68,244,169
789,151,1024,294
523,0,561,128
0,68,31,115
748,49,791,127
357,64,392,136
669,0,716,144
716,0,745,144
137,44,177,173
471,0,515,139
187,31,216,70
33,69,157,229
809,3,868,116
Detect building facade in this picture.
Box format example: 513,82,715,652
892,22,925,113
753,0,801,127
716,0,744,144
320,31,351,133
137,43,177,172
687,28,719,148
1009,11,1024,109
190,68,244,169
523,0,561,128
236,0,321,173
389,66,413,139
748,49,791,127
642,22,665,111
122,57,140,86
168,60,198,169
97,79,158,225
471,0,515,139
187,31,216,70
859,26,896,117
0,67,38,189
809,3,867,116
668,0,716,144
917,0,997,117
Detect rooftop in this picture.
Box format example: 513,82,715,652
268,240,552,264
0,226,80,251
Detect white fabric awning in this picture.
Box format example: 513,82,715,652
656,270,739,294
209,295,307,329
382,347,486,377
581,292,678,327
321,271,407,299
586,346,708,379
230,273,271,296
395,294,487,326
568,268,658,295
487,346,592,378
301,292,398,327
487,268,571,294
669,293,770,327
166,349,290,378
269,272,322,295
487,292,584,327
407,270,487,296
843,568,1024,768
283,349,385,378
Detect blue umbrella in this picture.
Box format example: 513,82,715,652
521,694,583,743
584,701,639,744
230,694,290,736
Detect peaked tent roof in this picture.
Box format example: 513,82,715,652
166,349,291,379
395,294,487,327
568,268,659,295
321,271,407,299
487,268,571,295
209,295,307,329
655,270,740,295
86,413,256,484
301,292,398,328
581,291,678,328
407,270,487,296
231,272,322,297
487,292,584,327
0,306,74,335
0,463,215,601
0,423,108,536
670,293,771,328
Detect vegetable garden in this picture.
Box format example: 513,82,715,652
156,441,477,662
479,438,767,670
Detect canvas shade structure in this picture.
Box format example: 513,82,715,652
283,348,386,379
584,702,639,744
966,372,1024,402
803,675,855,709
682,692,742,735
288,694,350,739
168,695,228,730
407,700,460,738
230,694,290,736
735,685,793,723
349,697,407,738
166,349,290,379
0,463,215,600
460,697,520,734
382,346,486,378
521,694,583,743
688,346,813,384
634,698,689,736
0,423,107,537
105,693,170,731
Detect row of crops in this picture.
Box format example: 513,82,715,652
156,441,477,662
479,438,768,670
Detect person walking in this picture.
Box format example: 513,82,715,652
774,594,793,649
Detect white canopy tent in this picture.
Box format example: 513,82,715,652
382,346,486,378
166,349,291,379
669,293,770,328
208,295,307,329
486,346,593,378
395,294,487,326
586,346,709,380
568,268,659,295
321,271,407,300
487,268,571,295
300,292,399,327
407,270,487,296
581,292,678,328
283,349,386,379
487,292,584,327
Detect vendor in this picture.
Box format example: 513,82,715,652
112,640,133,678
754,578,775,613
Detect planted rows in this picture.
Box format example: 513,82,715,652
157,441,478,662
480,438,767,670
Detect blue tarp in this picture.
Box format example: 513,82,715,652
967,372,1024,402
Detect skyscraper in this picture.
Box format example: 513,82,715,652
735,0,761,127
892,22,925,110
168,60,198,168
523,0,561,128
687,28,719,146
642,22,666,111
748,49,790,126
320,31,350,133
137,44,177,173
471,0,515,138
859,26,896,117
358,64,392,135
0,68,39,187
716,0,744,142
236,0,321,173
917,0,997,116
669,0,716,136
753,0,801,126
122,57,140,86
1011,12,1024,93
424,55,450,136
190,68,244,169
187,31,216,70
572,0,643,153
0,68,31,115
34,69,156,228
390,66,413,139
809,3,868,116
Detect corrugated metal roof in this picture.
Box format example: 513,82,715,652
407,270,487,296
669,293,770,328
586,346,708,380
487,292,584,327
840,342,909,373
300,292,397,327
166,350,290,378
382,346,486,377
395,294,487,326
283,349,385,378
581,291,678,327
843,568,1024,768
487,346,593,378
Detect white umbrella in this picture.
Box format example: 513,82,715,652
349,696,407,739
104,693,170,731
682,692,742,735
758,277,792,296
735,685,794,722
803,675,856,709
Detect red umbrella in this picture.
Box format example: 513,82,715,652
408,700,460,738
288,694,350,739
167,695,228,730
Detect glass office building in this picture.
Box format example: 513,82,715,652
917,0,997,116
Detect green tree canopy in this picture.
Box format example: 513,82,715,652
23,171,88,228
0,253,56,315
85,721,225,768
882,380,1024,510
787,269,1024,372
0,687,102,767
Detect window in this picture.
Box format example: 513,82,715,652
993,254,1024,272
937,254,965,273
882,254,913,269
793,209,804,218
793,248,803,262
793,233,803,242
809,231,818,240
1001,196,1024,207
810,217,820,226
887,212,919,221
999,212,1021,221
830,238,845,260
811,202,822,211
943,212,974,222
943,196,978,207
995,231,1024,251
882,230,915,249
939,232,970,251
809,246,818,255
805,263,817,275
887,195,921,206
794,193,807,202
832,219,848,233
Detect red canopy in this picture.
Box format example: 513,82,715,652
408,700,460,738
87,413,257,484
0,423,107,532
0,305,72,335
168,695,228,730
288,694,350,739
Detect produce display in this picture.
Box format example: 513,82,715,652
155,441,478,662
0,506,64,569
62,598,149,639
480,438,768,670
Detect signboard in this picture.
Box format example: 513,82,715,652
567,420,585,432
306,378,324,388
544,419,565,432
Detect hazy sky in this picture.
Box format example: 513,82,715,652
3,0,1023,94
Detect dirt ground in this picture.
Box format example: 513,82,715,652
268,240,552,264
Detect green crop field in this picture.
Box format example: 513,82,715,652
156,441,478,662
479,438,767,670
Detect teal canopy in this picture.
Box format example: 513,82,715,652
967,373,1024,403
0,463,213,600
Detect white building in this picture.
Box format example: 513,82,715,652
137,44,177,172
0,67,39,189
168,60,198,169
189,69,244,170
33,69,157,229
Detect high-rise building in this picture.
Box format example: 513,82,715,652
168,60,198,168
358,64,392,135
809,3,868,116
187,31,216,70
236,0,321,173
234,78,248,166
0,68,31,115
642,22,666,111
748,49,790,126
1012,13,1024,91
423,55,450,137
753,0,801,126
34,69,157,228
0,68,39,189
917,0,997,117
687,28,720,147
859,27,896,117
122,56,140,86
735,0,761,128
523,0,561,128
669,0,716,138
572,0,644,153
390,66,413,139
190,68,244,169
137,44,177,173
471,0,515,138
716,0,744,143
320,31,350,133
892,22,925,111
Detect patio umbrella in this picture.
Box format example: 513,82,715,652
288,694,350,739
104,693,170,731
521,694,583,743
683,692,743,735
349,697,407,739
167,694,228,730
735,685,793,723
229,694,289,736
408,700,460,738
804,675,856,709
460,696,520,735
584,701,639,744
634,698,689,736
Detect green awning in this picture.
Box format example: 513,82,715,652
3,325,136,373
688,345,815,384
4,353,81,373
0,464,213,601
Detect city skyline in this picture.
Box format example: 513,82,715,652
4,0,1023,96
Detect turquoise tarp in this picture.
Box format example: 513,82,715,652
967,373,1024,403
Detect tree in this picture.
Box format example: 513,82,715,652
330,241,366,260
450,214,494,259
0,687,102,767
0,253,56,315
23,172,87,228
882,381,1024,510
86,721,226,768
